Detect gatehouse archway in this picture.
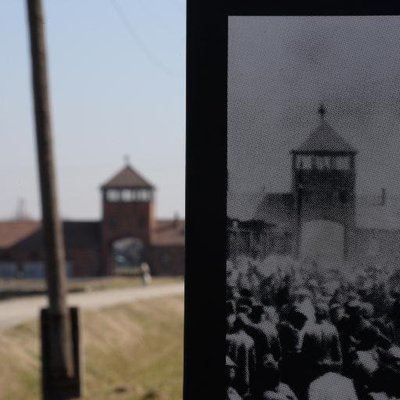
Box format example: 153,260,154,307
111,237,145,271
300,219,345,268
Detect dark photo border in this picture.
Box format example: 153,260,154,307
184,2,400,399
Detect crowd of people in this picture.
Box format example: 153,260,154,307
226,252,400,400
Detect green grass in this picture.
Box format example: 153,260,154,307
0,295,184,400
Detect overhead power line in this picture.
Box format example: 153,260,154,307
136,0,184,39
109,0,177,77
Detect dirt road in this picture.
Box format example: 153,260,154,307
0,282,184,329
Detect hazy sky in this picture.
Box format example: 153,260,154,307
0,0,185,220
228,16,400,197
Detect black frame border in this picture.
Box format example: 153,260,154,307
184,2,400,399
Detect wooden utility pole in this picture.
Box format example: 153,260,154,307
26,0,81,398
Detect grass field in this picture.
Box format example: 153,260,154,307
0,295,184,400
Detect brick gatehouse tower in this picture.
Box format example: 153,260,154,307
0,162,184,277
291,104,357,261
100,164,155,275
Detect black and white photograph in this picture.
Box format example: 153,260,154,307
227,16,400,400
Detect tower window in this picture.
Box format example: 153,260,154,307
296,156,312,169
137,190,151,201
121,189,132,202
143,190,152,201
335,157,350,170
316,156,331,170
106,189,120,202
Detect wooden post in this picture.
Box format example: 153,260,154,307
26,0,81,398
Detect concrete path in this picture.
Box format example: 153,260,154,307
0,282,184,330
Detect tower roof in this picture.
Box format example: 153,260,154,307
293,105,357,154
101,165,154,190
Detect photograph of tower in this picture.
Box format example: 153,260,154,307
226,16,400,400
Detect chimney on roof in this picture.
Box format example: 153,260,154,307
381,188,386,206
173,211,180,228
15,198,29,220
318,103,326,120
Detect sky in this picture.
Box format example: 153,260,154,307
0,0,185,221
228,16,400,198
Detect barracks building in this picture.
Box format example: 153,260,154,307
0,164,185,278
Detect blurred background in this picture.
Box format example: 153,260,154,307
0,0,185,221
0,1,185,399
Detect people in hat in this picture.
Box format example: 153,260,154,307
240,303,282,399
302,301,343,383
227,315,256,398
226,250,400,400
260,356,298,400
226,356,243,400
278,306,310,398
308,371,358,400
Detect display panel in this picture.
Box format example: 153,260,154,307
226,15,400,400
185,3,400,399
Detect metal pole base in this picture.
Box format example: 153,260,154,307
41,307,82,400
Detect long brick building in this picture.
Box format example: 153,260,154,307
0,164,185,278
